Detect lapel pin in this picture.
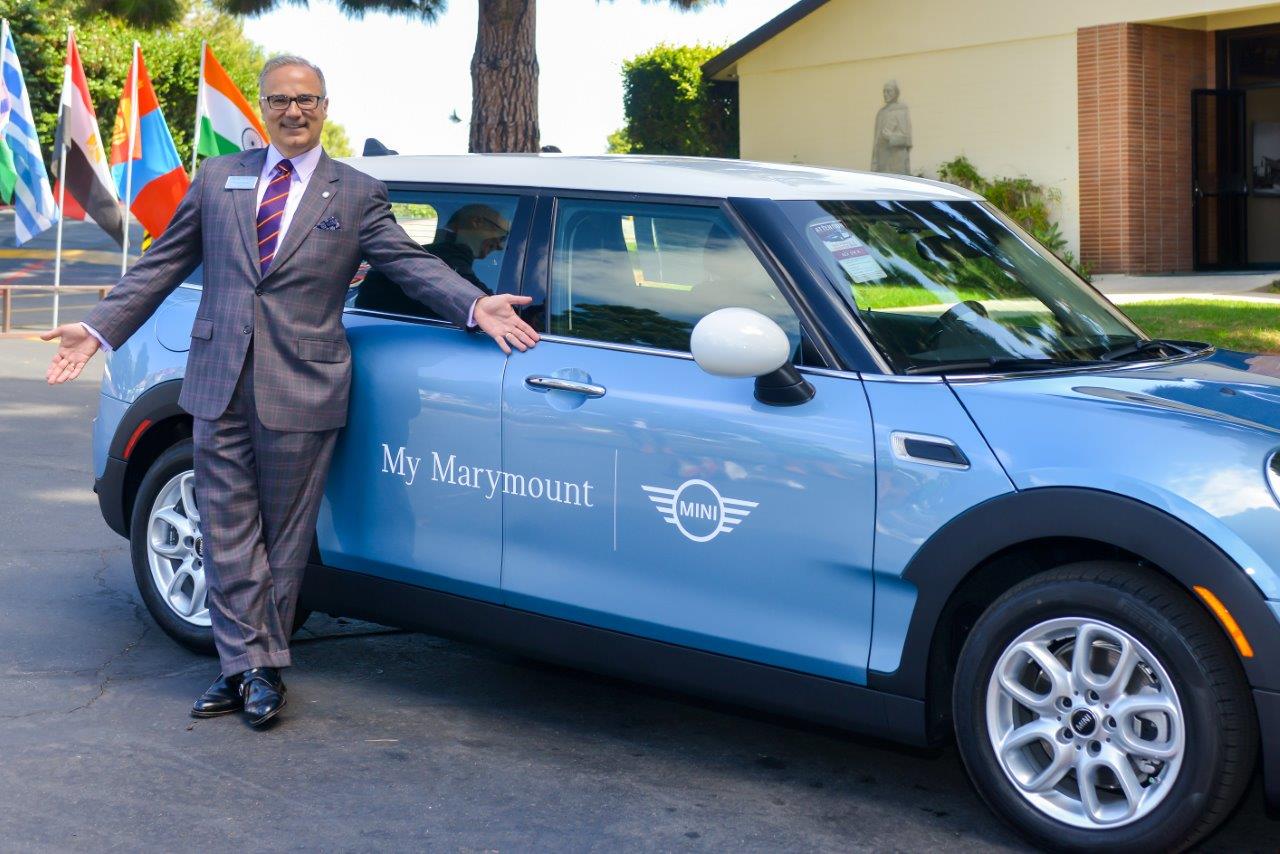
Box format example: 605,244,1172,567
322,191,331,198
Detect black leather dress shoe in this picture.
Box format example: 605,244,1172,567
191,672,244,718
240,666,287,727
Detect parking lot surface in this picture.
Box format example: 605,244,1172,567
0,337,1272,851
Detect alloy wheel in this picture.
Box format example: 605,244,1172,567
145,469,210,627
984,617,1185,828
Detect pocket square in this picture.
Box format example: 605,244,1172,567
316,216,341,231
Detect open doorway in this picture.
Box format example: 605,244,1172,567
1194,24,1280,270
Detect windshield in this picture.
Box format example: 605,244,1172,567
779,200,1150,373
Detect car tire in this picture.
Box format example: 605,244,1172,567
952,561,1257,852
129,438,312,656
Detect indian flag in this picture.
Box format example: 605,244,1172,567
193,42,265,161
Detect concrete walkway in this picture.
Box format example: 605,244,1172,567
1093,271,1280,305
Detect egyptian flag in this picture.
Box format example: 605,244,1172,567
51,30,124,246
109,44,188,237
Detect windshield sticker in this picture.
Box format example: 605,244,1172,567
810,219,887,284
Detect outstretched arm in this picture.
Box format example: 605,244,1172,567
42,167,207,384
358,180,539,353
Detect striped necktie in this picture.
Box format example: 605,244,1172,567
256,158,294,275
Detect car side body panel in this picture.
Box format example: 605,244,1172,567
316,314,508,603
500,341,879,684
860,378,1016,675
951,354,1280,602
99,285,200,404
870,488,1280,699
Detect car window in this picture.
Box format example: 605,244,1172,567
351,190,519,320
547,198,803,355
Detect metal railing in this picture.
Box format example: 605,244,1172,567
1,284,112,334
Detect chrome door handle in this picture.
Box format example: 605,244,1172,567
525,375,607,398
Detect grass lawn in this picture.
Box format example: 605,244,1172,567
853,283,990,309
1121,299,1280,354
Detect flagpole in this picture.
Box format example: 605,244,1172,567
120,40,138,277
52,142,67,328
52,26,72,329
191,40,205,176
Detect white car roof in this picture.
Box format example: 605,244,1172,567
340,153,981,202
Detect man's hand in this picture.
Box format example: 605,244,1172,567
473,294,540,354
40,323,101,385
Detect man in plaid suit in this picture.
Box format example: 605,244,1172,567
42,56,540,727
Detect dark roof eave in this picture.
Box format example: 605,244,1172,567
701,0,834,81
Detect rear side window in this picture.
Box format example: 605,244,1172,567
352,190,519,320
547,198,802,354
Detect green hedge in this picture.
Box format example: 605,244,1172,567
610,42,736,158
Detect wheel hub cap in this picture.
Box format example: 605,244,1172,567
1070,708,1098,737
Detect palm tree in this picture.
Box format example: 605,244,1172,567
103,0,719,152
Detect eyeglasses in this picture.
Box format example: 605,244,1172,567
260,94,325,112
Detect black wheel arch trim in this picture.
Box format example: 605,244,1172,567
1255,688,1280,813
95,456,130,538
106,379,186,460
868,487,1280,699
95,379,187,539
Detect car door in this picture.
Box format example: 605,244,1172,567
499,195,879,684
316,187,532,602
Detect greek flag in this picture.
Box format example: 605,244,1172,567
0,20,56,244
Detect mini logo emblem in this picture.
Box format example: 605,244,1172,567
1071,709,1098,736
641,479,758,543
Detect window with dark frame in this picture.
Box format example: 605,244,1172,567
547,198,805,357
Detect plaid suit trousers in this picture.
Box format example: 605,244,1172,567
193,343,338,674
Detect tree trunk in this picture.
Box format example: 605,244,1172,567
470,0,539,153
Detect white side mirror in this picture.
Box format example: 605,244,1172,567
691,308,792,378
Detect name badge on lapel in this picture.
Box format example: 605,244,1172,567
224,175,258,190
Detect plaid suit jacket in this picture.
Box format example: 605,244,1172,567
85,148,485,431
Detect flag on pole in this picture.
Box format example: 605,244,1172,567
0,20,56,244
52,31,124,246
193,42,265,161
109,45,188,237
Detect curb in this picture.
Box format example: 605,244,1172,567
1105,292,1280,305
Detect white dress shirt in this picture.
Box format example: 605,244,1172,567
83,141,480,351
256,142,323,249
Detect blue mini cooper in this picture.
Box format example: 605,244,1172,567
91,154,1280,850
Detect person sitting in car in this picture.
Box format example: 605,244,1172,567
356,203,510,317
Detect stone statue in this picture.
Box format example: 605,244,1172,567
872,80,912,174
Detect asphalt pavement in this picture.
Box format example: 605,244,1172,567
0,337,1274,852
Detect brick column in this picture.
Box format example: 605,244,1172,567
1078,23,1208,273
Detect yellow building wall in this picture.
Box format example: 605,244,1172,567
736,0,1280,73
733,0,1280,259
